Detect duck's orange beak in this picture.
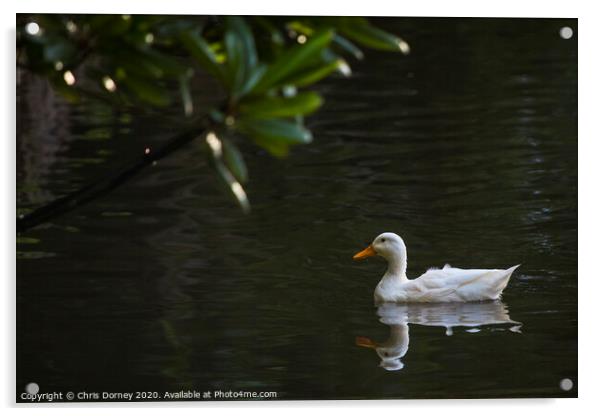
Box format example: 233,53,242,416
353,244,376,260
355,336,378,349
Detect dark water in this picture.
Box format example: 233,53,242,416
16,18,577,400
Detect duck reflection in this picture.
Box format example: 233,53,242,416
356,301,521,371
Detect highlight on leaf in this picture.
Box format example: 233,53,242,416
204,132,250,212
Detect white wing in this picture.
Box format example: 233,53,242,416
408,265,520,302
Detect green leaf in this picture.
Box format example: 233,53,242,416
114,53,165,79
286,21,315,36
224,30,245,92
339,18,410,54
137,48,190,77
223,17,261,97
251,137,290,157
180,30,225,83
320,48,352,76
236,117,313,157
238,63,267,97
225,16,258,70
111,44,189,80
214,160,250,212
239,91,323,118
237,118,313,144
280,58,346,88
179,75,193,116
222,139,248,183
252,28,334,93
120,76,171,106
333,34,364,60
204,132,250,211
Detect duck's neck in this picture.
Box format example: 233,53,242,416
387,323,410,351
383,251,408,282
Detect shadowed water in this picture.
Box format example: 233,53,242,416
16,18,577,400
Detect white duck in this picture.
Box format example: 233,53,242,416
353,232,519,303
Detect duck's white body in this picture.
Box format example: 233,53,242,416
374,263,519,303
354,232,519,304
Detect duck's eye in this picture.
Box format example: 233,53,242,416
381,238,386,243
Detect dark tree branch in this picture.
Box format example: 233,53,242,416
17,125,208,233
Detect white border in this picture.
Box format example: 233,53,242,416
9,0,581,17
4,1,601,415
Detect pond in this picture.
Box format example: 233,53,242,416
16,17,577,400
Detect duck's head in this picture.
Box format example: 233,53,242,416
353,232,406,262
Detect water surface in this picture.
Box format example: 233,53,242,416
17,17,577,400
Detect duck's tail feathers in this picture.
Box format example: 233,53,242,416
491,265,520,298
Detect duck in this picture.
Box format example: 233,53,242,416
353,232,519,303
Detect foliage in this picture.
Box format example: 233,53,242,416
17,14,409,210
